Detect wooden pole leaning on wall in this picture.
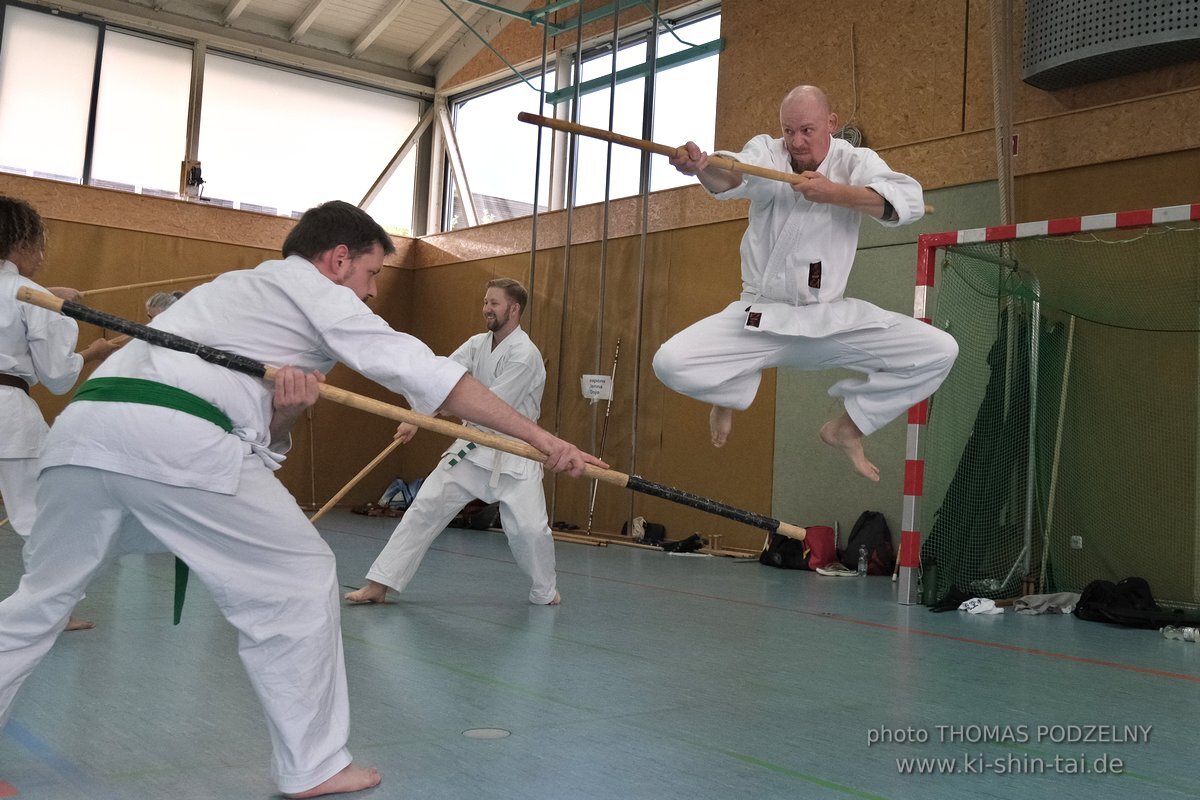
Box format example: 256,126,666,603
17,287,808,543
516,112,935,215
308,438,403,525
80,273,223,298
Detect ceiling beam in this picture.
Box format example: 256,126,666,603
289,0,333,41
33,0,433,96
410,1,486,70
222,0,254,25
350,0,416,57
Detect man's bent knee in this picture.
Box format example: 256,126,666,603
652,341,705,394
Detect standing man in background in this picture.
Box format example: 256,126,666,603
346,277,561,606
145,290,184,319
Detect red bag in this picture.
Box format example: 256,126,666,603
803,525,837,570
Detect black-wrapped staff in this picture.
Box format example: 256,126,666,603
17,287,807,542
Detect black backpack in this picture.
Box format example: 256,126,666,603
840,511,896,575
759,533,811,569
1073,577,1200,629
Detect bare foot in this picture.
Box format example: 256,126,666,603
710,406,733,448
344,581,389,604
65,615,94,631
819,414,880,482
538,591,561,606
283,763,381,798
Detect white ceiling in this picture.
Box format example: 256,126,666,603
24,0,536,96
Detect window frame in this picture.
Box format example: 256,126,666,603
442,3,721,230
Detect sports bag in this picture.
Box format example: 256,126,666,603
840,511,895,575
759,525,836,570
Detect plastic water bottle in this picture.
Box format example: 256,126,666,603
857,544,868,576
1162,625,1200,642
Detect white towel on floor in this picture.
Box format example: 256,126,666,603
959,597,1004,615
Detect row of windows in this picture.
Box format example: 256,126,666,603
0,2,719,236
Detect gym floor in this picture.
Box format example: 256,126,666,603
1,511,1197,799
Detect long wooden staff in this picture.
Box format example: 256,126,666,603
585,337,620,535
517,112,935,214
18,287,807,542
80,273,222,298
309,438,403,524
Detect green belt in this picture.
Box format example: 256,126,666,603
72,376,236,625
73,377,233,432
447,441,477,467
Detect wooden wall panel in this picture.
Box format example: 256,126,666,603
1011,91,1200,178
963,0,997,133
716,0,971,152
1014,149,1200,223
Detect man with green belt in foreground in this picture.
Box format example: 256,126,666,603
0,201,602,798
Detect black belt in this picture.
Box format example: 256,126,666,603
0,374,30,394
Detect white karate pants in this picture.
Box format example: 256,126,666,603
0,458,352,795
652,302,958,435
0,457,38,541
366,455,557,604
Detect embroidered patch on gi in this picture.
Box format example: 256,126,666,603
746,311,762,328
808,261,822,289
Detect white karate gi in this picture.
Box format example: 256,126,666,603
364,325,558,604
0,255,467,794
652,135,957,435
0,260,83,546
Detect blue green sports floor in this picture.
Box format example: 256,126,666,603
1,511,1198,800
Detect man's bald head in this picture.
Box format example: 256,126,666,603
779,85,838,172
781,85,831,116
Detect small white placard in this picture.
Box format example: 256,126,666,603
580,374,613,402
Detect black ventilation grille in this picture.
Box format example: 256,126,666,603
1023,0,1200,90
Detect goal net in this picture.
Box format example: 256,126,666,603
914,206,1200,607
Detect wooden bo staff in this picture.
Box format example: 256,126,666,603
16,287,807,542
308,437,403,524
517,112,934,214
80,273,223,298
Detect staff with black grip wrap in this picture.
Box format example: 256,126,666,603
17,286,808,543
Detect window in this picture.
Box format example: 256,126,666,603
649,13,720,192
572,43,648,207
450,69,556,230
0,6,97,181
446,9,720,226
91,32,192,196
198,54,421,230
0,4,423,232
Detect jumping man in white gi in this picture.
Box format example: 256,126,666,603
0,203,602,798
346,277,562,606
652,85,958,480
